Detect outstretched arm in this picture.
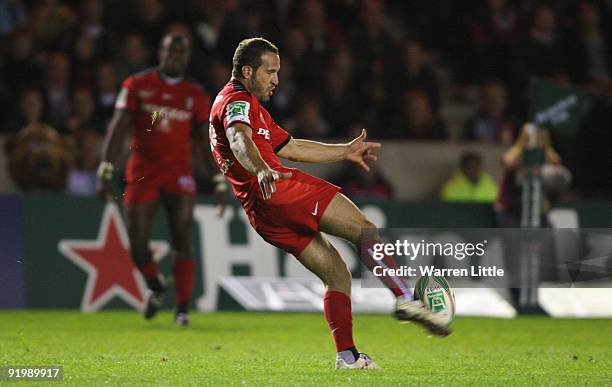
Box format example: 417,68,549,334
278,129,381,171
226,122,292,199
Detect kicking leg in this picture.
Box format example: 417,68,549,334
125,201,165,319
297,233,379,369
161,192,196,325
319,193,451,337
319,193,411,298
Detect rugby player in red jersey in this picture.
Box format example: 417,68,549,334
97,33,226,326
209,38,450,369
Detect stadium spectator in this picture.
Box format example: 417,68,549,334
132,0,167,56
0,0,611,201
320,64,361,136
267,59,296,124
470,0,521,85
296,0,345,55
440,151,498,203
285,94,330,138
2,28,43,97
351,0,400,64
514,4,568,88
566,1,612,91
496,124,564,227
67,127,101,195
72,35,96,85
29,0,77,51
574,80,612,197
116,33,150,81
387,39,440,113
206,60,232,96
462,80,517,145
5,123,73,192
65,86,102,134
190,0,240,62
44,52,72,133
388,89,447,140
94,62,119,125
0,0,28,36
2,88,46,134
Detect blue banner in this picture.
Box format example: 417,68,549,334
0,194,25,308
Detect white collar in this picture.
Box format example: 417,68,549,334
159,71,183,85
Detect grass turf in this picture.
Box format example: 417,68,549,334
0,311,610,386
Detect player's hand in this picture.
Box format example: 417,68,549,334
257,168,292,200
345,129,381,172
96,161,115,201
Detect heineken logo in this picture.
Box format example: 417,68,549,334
226,100,251,124
427,289,447,313
58,203,169,311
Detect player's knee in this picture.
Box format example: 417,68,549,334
350,218,377,245
326,261,351,290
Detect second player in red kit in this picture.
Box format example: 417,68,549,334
98,33,226,326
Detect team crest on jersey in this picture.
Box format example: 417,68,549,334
185,96,194,109
226,100,250,124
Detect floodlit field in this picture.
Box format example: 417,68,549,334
0,311,610,386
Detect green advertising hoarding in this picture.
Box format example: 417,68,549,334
20,194,612,311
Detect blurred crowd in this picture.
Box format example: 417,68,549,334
1,0,611,198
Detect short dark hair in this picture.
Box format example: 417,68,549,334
232,38,279,79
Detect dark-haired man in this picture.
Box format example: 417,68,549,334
97,33,226,326
209,38,450,369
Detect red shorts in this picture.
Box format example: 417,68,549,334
246,169,341,257
124,169,196,206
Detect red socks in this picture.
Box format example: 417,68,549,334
361,240,411,299
172,256,195,305
324,291,355,352
137,260,159,280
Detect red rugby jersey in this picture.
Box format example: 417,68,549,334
115,69,210,181
209,80,291,210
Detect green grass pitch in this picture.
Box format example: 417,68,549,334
0,311,610,386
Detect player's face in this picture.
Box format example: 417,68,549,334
250,51,280,102
159,37,190,77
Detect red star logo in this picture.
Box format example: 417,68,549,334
59,203,169,311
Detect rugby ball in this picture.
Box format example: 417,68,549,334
413,276,455,325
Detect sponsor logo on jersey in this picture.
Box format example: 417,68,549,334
138,89,155,99
141,103,192,122
226,100,250,124
257,128,270,140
